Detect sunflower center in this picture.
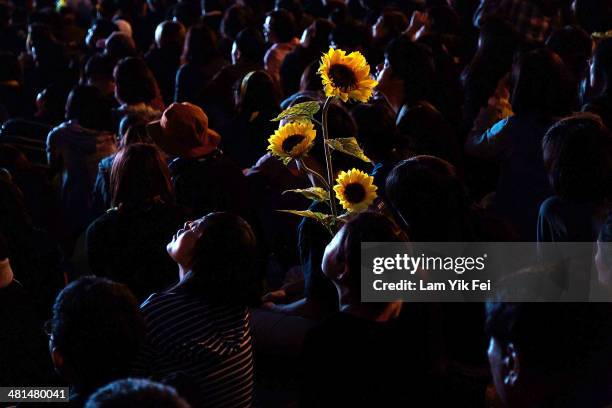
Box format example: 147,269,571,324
282,134,305,153
329,64,357,91
344,182,366,203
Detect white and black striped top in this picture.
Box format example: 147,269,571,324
137,291,254,408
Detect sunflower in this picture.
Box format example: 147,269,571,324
268,121,317,163
318,48,378,103
334,169,377,212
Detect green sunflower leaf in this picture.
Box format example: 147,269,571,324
282,187,330,202
271,101,321,122
325,137,372,163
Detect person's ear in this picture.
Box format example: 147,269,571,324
503,342,520,387
51,347,64,373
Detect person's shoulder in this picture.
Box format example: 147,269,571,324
46,121,69,141
140,291,182,313
86,208,119,236
539,195,563,213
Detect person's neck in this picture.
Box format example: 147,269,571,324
178,265,189,281
0,258,14,288
385,92,404,114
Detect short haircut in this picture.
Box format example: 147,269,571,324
485,301,612,379
510,48,575,117
85,378,190,408
545,25,592,82
65,85,113,131
385,37,435,105
111,143,174,208
183,24,219,64
178,212,261,305
598,214,612,268
378,9,409,37
91,18,119,39
266,8,296,43
84,53,115,81
542,113,612,203
385,155,468,241
0,230,8,260
155,20,186,49
50,277,145,391
234,27,265,62
221,5,253,40
330,20,371,51
351,103,398,162
592,38,612,92
114,57,159,105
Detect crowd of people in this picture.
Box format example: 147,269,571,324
1,0,612,406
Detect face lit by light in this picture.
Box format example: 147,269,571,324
167,217,207,269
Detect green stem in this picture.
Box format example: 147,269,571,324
298,159,329,190
321,97,337,218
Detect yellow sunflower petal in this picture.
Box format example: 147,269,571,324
318,48,377,103
268,121,317,163
333,169,378,212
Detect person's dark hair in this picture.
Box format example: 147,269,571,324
28,22,67,70
236,70,280,116
485,301,612,380
336,212,408,290
376,9,408,40
50,277,146,392
385,155,470,241
461,18,518,123
118,113,147,139
427,5,460,35
85,378,190,408
351,103,398,162
177,212,260,305
510,48,575,117
105,32,137,60
114,57,159,105
0,51,22,83
88,18,119,46
0,171,31,236
274,0,302,28
111,143,174,208
305,18,334,51
573,0,612,34
234,27,265,63
546,26,592,84
156,20,186,49
542,113,612,203
84,53,115,82
385,36,435,105
169,1,200,29
65,85,113,131
0,230,8,261
591,38,612,94
396,103,459,165
598,214,612,270
330,20,371,52
299,61,323,92
182,24,219,65
221,5,253,41
266,8,296,43
120,122,152,147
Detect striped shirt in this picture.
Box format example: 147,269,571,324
136,291,254,408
